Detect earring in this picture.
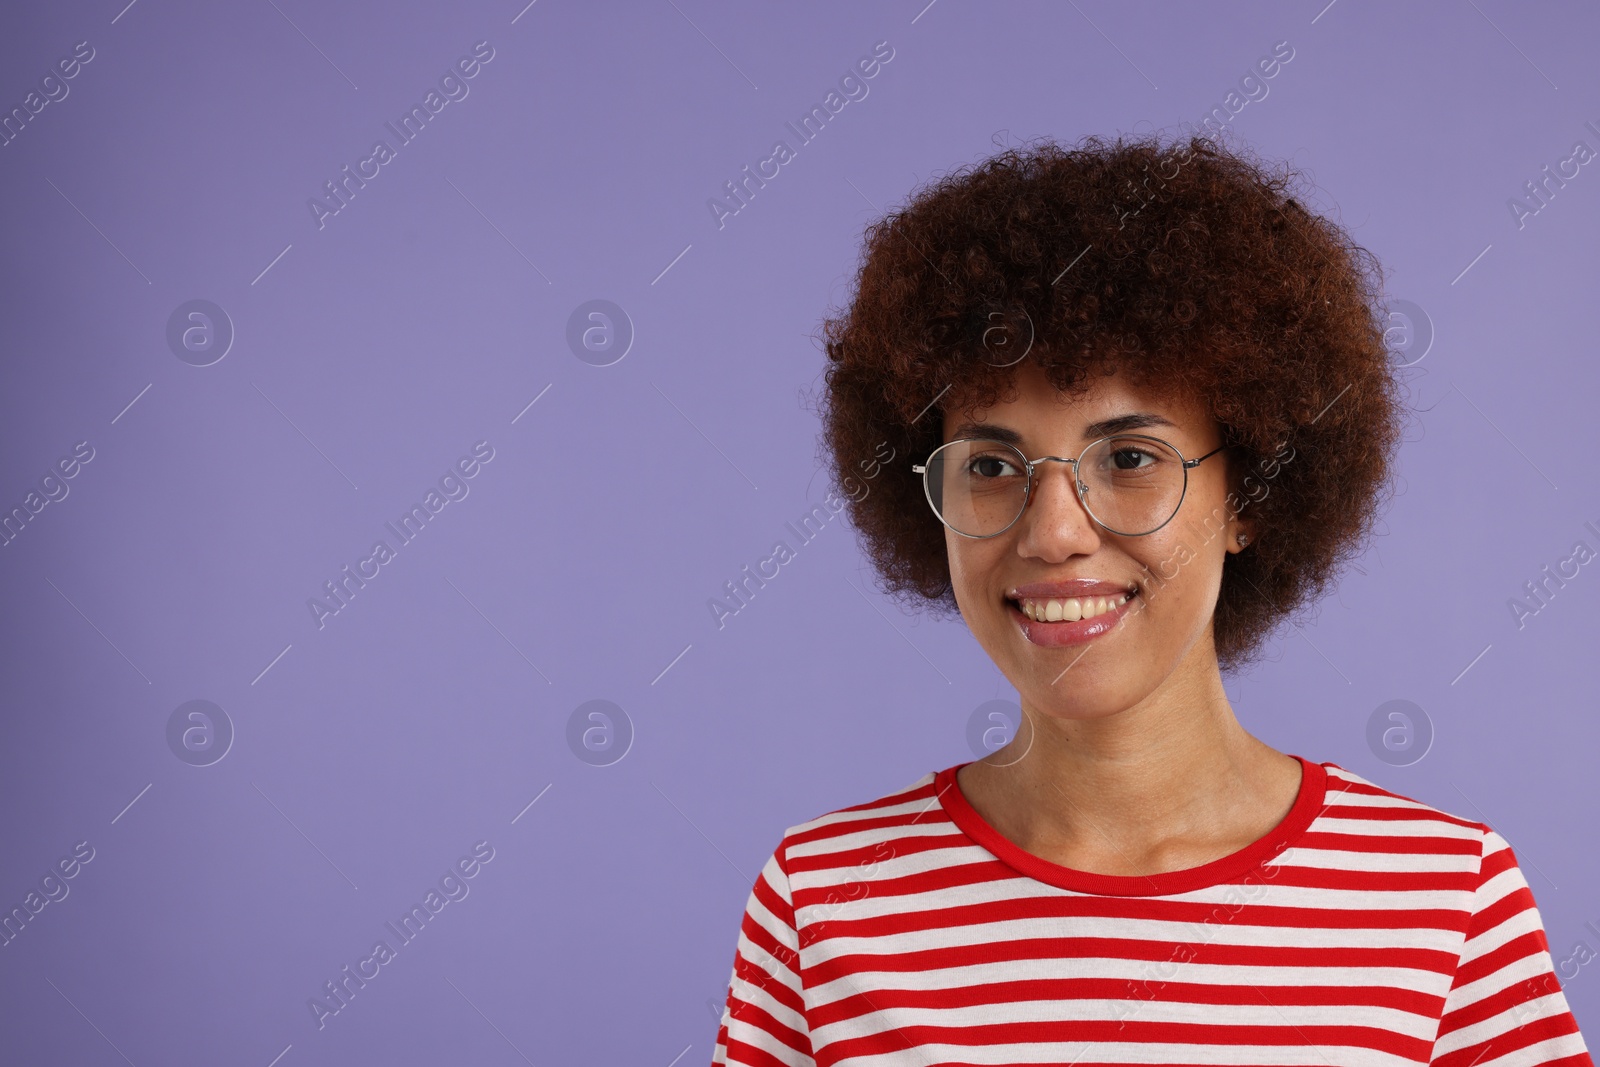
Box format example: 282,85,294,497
1236,532,1250,546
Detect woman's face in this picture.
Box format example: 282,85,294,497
940,361,1252,721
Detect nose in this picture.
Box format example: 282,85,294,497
1014,457,1104,559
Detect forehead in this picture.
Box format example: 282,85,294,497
940,361,1208,438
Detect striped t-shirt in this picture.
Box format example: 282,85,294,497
711,757,1592,1067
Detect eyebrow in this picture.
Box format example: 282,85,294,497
947,412,1178,445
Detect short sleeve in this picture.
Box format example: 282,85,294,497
710,841,816,1067
1429,828,1593,1067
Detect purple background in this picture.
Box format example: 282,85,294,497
3,1,1599,1063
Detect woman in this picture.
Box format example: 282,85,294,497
711,134,1591,1066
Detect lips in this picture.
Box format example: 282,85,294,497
1008,578,1135,599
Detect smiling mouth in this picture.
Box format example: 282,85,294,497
1009,593,1133,622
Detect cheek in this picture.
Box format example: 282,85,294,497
945,535,978,605
1135,532,1223,608
945,536,1004,615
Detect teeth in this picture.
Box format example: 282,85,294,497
1018,594,1129,621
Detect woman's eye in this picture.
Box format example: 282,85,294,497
1112,449,1150,468
969,456,1018,478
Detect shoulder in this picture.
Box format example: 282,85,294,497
766,767,953,885
1318,760,1488,830
1314,760,1503,867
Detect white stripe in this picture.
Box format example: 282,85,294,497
782,777,935,835
1432,991,1576,1056
1273,846,1479,873
1440,949,1561,1015
785,819,957,865
1315,815,1483,840
806,956,1453,1006
726,965,807,1036
801,909,1478,958
719,1016,813,1067
797,874,1472,922
1474,1031,1591,1067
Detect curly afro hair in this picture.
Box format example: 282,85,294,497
813,131,1409,672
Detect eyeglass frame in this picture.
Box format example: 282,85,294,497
911,433,1228,539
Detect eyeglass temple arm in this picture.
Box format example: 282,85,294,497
1183,443,1229,469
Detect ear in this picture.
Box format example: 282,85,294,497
1226,518,1258,555
1220,454,1256,554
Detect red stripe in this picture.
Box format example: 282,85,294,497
1292,830,1482,855
804,936,1461,986
807,976,1445,1028
820,1018,1431,1061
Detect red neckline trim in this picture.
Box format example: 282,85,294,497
933,755,1327,896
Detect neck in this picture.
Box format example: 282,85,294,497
963,636,1299,875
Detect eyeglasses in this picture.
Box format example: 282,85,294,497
912,435,1226,539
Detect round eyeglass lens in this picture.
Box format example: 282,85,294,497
923,436,1191,537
